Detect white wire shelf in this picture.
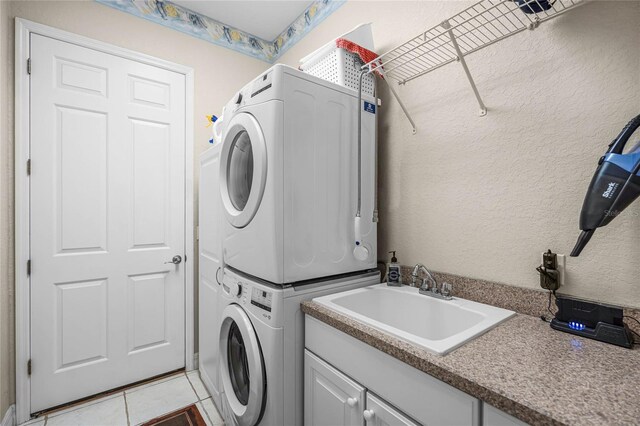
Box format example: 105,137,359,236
363,0,587,132
366,0,585,85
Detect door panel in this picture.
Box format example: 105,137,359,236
364,393,419,426
56,279,108,370
130,118,170,248
304,350,365,426
128,273,169,353
56,57,107,96
56,106,108,253
30,33,186,411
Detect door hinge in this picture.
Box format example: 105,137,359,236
27,359,32,376
27,260,31,276
27,58,31,75
27,159,31,175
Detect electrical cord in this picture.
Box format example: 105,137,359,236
626,316,640,326
540,290,556,323
625,316,640,346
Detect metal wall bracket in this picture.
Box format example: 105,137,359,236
442,20,487,117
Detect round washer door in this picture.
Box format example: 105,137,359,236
220,112,267,228
219,304,266,426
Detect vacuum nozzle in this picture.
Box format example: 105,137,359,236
570,230,595,257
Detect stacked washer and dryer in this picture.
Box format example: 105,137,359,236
199,63,379,426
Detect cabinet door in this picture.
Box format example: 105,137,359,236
305,350,365,426
483,404,529,426
364,393,420,426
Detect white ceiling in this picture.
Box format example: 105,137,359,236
172,0,315,40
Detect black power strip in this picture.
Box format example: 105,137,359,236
550,295,635,349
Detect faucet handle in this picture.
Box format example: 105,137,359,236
419,277,429,290
420,277,437,292
440,282,452,297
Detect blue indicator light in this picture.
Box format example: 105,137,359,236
568,321,586,331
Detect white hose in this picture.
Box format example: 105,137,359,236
353,70,370,262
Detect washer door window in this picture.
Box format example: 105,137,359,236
220,113,267,228
219,304,266,426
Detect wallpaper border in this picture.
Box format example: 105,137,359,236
95,0,346,63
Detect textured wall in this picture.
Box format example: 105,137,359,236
278,1,640,307
0,0,268,415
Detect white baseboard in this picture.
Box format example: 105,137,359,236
193,352,199,370
1,405,15,426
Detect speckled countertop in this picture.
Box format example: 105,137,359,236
301,299,640,426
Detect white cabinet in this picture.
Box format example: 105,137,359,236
305,316,530,426
305,350,366,426
484,404,529,426
306,316,480,426
364,393,419,426
305,350,419,426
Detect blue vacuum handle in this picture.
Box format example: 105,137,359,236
608,114,640,154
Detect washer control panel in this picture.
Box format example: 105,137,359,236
251,288,272,312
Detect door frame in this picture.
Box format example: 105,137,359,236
14,18,195,424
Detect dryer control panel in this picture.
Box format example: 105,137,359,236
251,288,272,312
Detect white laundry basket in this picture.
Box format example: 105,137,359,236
299,23,376,96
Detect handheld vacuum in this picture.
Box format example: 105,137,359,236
571,114,640,256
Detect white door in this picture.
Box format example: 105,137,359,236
30,34,186,411
304,350,365,426
364,393,420,426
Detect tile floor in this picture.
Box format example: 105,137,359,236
20,371,224,426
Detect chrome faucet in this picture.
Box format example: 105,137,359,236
410,263,453,300
411,264,437,289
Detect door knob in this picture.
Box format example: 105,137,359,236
363,410,375,421
346,397,358,407
165,255,182,265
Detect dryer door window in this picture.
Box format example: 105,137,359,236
219,304,266,426
227,321,250,405
220,112,267,228
227,131,253,212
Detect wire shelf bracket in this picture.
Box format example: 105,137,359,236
363,0,587,134
442,20,487,117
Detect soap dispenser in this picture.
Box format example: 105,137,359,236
387,251,401,286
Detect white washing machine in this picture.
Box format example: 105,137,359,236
217,267,379,426
219,64,377,285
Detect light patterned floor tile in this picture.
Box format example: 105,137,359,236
43,392,124,420
125,375,198,425
195,402,213,426
186,370,210,401
46,395,127,426
18,418,45,426
199,398,224,425
122,372,184,394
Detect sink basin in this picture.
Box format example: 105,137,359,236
312,284,515,355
